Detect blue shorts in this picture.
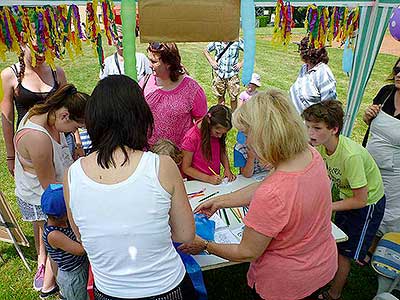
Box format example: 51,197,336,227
335,195,386,260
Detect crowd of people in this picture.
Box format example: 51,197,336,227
1,30,399,300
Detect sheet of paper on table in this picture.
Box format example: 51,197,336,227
210,214,240,244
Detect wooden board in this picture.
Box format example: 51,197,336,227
0,191,29,247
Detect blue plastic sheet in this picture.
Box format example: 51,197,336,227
194,213,215,241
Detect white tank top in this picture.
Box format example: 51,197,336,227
68,152,185,298
14,115,73,206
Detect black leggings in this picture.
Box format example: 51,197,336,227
94,273,197,300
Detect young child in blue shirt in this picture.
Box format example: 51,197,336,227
41,184,89,300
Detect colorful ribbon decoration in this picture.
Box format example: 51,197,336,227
0,1,117,70
305,5,359,49
272,0,295,47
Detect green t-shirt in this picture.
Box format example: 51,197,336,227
317,135,384,205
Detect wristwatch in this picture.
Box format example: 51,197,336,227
203,240,211,255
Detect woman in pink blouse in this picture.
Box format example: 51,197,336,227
140,42,208,148
180,90,338,300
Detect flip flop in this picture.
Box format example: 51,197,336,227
317,290,342,300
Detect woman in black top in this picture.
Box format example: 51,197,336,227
1,44,67,176
363,58,400,124
363,58,400,252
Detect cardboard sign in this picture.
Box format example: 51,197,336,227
139,0,240,43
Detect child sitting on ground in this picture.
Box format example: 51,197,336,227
302,100,385,300
181,104,236,185
238,73,261,108
41,184,89,300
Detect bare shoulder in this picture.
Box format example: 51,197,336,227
55,66,67,84
1,67,17,85
159,154,179,175
158,154,180,193
20,129,52,150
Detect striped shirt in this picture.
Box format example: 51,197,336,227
207,41,244,79
78,128,92,152
43,222,86,272
234,142,267,174
289,62,337,114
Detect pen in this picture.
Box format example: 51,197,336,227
187,188,206,196
198,191,220,202
208,166,219,177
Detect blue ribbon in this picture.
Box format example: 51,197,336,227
241,0,256,86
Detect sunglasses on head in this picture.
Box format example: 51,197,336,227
393,66,400,76
149,42,170,51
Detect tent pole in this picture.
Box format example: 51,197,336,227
121,0,137,81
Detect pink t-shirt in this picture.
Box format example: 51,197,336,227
181,122,221,177
141,74,207,148
239,90,258,103
244,146,338,300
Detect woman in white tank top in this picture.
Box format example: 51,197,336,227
14,84,87,295
64,75,196,300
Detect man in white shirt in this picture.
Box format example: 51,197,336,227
99,25,152,82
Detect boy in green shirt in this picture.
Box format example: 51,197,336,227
303,100,385,300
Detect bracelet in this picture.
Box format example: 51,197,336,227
75,144,83,149
6,156,15,160
203,240,211,255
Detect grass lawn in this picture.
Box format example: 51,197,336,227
0,27,398,299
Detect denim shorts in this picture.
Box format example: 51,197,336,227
335,195,386,260
57,258,89,300
16,197,46,222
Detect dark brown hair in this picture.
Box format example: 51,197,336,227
27,84,87,124
147,42,185,82
302,100,344,136
17,50,26,85
299,36,329,65
200,105,232,161
86,75,154,169
388,57,400,82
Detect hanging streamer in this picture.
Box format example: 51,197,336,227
0,2,116,70
305,5,359,48
272,0,294,47
241,0,255,86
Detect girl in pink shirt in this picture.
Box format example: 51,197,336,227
181,105,236,185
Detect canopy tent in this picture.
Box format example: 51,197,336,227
255,0,398,136
1,0,398,136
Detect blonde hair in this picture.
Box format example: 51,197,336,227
233,89,308,167
151,139,183,165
